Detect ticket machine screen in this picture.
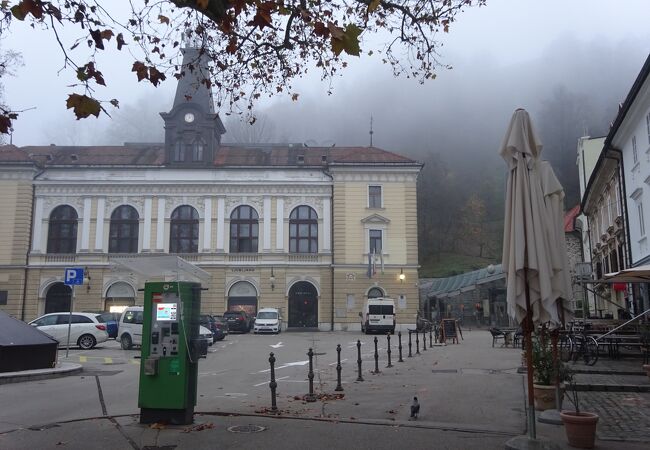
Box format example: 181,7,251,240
156,303,177,321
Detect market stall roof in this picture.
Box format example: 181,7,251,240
426,264,504,299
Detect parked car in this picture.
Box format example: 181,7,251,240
253,308,282,334
93,312,120,339
199,314,227,342
29,312,109,349
223,310,253,333
199,325,213,347
116,306,144,350
213,316,229,338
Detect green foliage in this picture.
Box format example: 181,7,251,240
531,332,570,386
419,253,497,278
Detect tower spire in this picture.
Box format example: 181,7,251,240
369,115,374,147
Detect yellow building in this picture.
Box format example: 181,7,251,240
0,47,422,331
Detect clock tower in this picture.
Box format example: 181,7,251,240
160,43,226,166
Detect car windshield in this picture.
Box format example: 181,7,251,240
257,312,277,319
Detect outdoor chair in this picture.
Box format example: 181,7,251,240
489,328,506,347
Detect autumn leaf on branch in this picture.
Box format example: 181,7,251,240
330,24,362,57
66,94,101,119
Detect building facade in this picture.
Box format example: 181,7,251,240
0,46,422,331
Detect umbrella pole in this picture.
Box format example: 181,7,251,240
524,274,537,439
552,329,561,411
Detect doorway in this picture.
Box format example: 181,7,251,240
288,281,318,328
44,283,72,314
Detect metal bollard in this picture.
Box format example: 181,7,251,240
422,329,427,351
408,330,413,357
430,328,433,347
398,331,404,362
386,333,393,368
356,340,364,382
373,336,380,373
306,348,316,402
335,344,344,391
269,352,278,412
415,330,420,354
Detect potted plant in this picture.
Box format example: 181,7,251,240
560,369,599,449
531,333,566,411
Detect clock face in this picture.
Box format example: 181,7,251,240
184,113,195,123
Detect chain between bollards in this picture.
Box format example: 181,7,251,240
335,344,344,391
398,331,404,362
422,329,427,351
386,333,393,368
408,330,413,357
269,352,278,412
306,348,316,402
415,329,420,354
356,339,364,381
373,336,380,373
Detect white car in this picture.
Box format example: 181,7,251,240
117,306,213,350
29,312,109,349
253,308,282,334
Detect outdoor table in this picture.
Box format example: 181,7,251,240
598,334,642,359
500,328,519,347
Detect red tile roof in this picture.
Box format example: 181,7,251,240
0,144,419,167
0,145,34,163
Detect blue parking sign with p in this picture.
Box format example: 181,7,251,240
64,267,84,285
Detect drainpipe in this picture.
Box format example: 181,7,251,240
21,167,45,321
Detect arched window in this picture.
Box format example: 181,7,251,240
367,287,384,299
230,205,258,253
109,205,139,253
170,205,199,253
289,206,318,253
47,205,78,253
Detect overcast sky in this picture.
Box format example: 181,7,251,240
3,0,650,149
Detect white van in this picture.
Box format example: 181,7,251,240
253,308,282,334
359,297,396,334
116,306,144,350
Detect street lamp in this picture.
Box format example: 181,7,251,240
399,268,405,283
270,267,275,291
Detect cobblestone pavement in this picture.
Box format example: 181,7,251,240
580,391,650,442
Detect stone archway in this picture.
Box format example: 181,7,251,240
45,283,72,314
227,281,258,316
288,281,318,328
105,281,136,313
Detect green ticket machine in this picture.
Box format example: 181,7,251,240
138,281,207,424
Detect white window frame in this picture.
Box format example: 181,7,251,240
633,135,638,164
639,202,646,237
646,112,650,145
368,185,383,209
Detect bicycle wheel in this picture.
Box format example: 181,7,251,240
558,334,573,362
584,336,599,366
570,336,582,363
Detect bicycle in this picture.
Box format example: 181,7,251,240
558,321,599,366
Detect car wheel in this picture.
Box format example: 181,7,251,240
120,334,133,350
78,334,96,350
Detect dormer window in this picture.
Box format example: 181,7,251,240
173,140,185,162
192,138,204,161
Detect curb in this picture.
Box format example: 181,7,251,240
0,363,83,385
571,383,650,393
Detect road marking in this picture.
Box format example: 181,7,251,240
224,393,247,397
328,358,348,366
257,359,309,373
103,357,113,364
270,342,284,348
253,376,289,387
130,359,140,365
79,356,87,363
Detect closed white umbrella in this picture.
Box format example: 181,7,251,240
500,109,573,441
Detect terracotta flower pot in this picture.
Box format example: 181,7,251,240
560,411,599,449
533,384,556,411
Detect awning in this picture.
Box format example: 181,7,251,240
111,255,211,283
603,265,650,283
426,264,505,299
